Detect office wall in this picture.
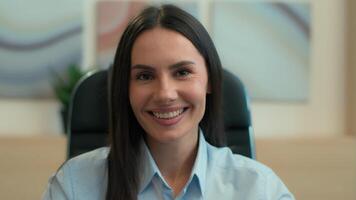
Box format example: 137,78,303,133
0,0,348,137
0,99,61,135
346,0,356,136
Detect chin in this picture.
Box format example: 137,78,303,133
145,125,195,145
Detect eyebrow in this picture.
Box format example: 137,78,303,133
131,60,195,70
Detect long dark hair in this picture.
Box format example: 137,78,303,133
107,4,224,200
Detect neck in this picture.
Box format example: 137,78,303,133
147,130,199,197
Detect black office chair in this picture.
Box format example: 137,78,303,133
67,69,255,159
222,70,255,159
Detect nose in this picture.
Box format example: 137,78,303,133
153,75,178,104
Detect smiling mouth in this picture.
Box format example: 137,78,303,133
149,108,187,119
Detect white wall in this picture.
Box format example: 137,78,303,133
0,0,347,137
0,99,62,135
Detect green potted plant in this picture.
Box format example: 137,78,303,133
52,64,86,134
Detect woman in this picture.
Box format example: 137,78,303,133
43,4,294,200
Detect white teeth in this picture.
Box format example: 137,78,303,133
152,109,184,119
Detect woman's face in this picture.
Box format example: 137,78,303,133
129,27,209,146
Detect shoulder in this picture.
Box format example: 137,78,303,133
42,147,109,200
206,143,272,175
62,147,109,187
65,147,109,170
205,144,294,200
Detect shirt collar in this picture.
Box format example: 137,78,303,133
138,129,208,197
190,129,208,197
138,140,160,194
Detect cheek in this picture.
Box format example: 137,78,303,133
129,83,153,115
181,80,208,106
129,84,143,112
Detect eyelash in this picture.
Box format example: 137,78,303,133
174,68,191,78
133,68,192,81
135,72,153,81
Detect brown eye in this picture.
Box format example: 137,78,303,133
136,72,153,81
175,69,191,77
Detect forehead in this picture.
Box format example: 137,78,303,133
131,27,204,66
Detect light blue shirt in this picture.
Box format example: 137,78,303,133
43,132,294,200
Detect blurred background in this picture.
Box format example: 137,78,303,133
0,0,355,199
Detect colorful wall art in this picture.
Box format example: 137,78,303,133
0,0,84,98
95,0,199,69
211,2,310,101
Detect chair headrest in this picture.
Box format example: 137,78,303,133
69,70,109,133
222,69,251,128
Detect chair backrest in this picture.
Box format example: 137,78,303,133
67,70,109,158
222,70,255,158
67,69,255,159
